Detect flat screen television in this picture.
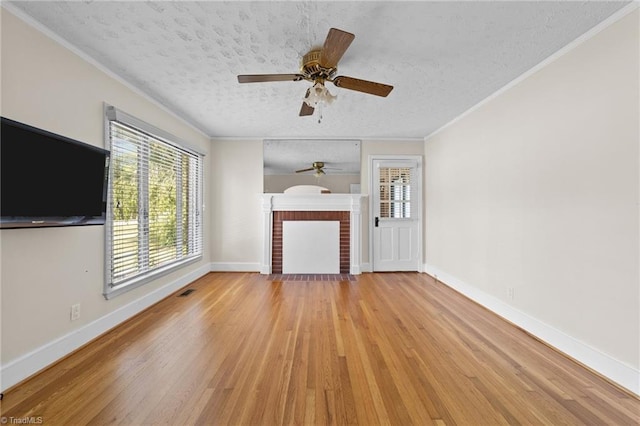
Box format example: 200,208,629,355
1,117,110,229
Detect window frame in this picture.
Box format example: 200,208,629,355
103,105,205,300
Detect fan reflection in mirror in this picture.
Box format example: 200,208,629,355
303,81,336,123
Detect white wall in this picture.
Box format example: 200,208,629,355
209,139,263,270
424,10,639,393
0,9,211,390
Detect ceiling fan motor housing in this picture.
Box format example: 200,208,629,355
301,49,337,81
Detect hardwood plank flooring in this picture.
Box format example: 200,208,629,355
1,272,638,425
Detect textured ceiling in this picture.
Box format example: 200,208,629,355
6,1,630,139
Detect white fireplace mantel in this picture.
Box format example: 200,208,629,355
261,193,363,275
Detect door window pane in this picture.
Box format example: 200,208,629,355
379,167,411,218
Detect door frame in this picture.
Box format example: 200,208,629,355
368,154,423,272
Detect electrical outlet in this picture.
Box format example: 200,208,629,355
71,303,80,321
508,288,515,301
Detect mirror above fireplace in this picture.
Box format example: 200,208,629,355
263,139,361,194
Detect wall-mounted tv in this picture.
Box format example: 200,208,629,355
1,117,110,229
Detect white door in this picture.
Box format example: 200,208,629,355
371,157,421,271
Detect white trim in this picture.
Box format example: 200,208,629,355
265,193,364,212
209,262,260,272
360,262,372,273
0,264,210,393
425,1,640,143
0,2,210,139
423,264,640,396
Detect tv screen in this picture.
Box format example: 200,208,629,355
1,117,110,229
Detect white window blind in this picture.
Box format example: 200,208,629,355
379,167,411,219
105,107,203,298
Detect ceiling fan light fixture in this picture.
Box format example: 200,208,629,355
303,81,336,108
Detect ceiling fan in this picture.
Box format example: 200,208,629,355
295,161,337,176
237,28,393,118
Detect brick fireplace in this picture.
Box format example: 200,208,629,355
272,211,350,274
261,194,363,275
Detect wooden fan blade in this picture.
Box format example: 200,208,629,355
332,76,393,97
320,28,355,68
299,103,314,116
237,74,304,83
296,167,315,173
300,89,315,116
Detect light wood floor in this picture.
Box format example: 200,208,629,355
2,272,638,425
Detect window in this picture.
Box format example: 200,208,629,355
104,106,203,299
379,167,411,219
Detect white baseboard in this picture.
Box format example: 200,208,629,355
423,263,640,396
0,264,210,392
360,262,372,273
209,262,260,272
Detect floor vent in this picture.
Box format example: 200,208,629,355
178,289,195,297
